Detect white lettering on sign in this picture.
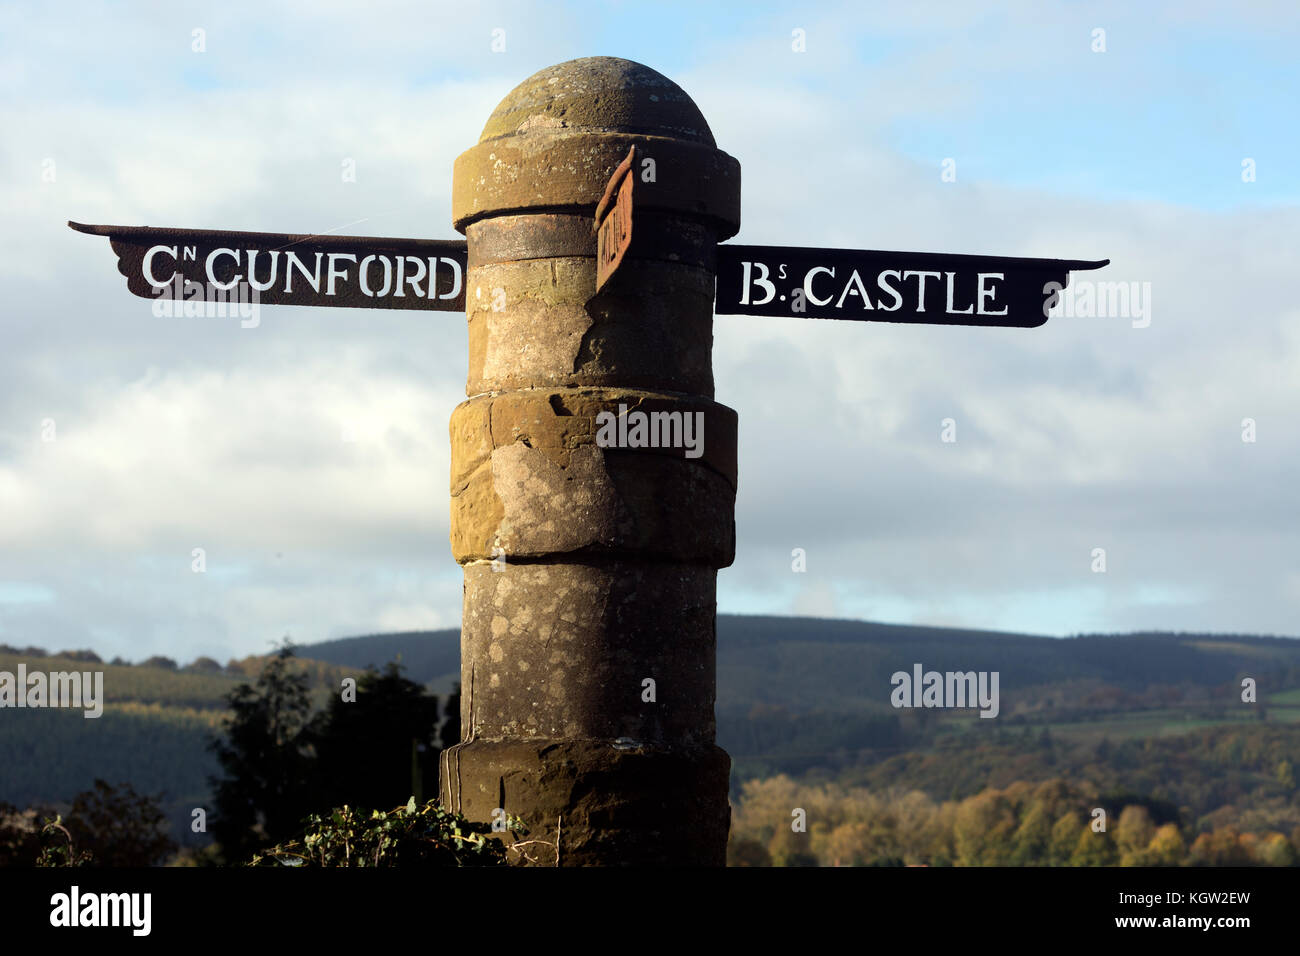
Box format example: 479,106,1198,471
904,271,941,311
804,266,833,306
742,260,1006,316
285,251,322,294
327,253,357,295
739,260,776,306
877,270,903,311
143,245,178,288
247,250,281,291
359,254,391,296
977,272,1009,316
206,248,240,290
141,245,463,301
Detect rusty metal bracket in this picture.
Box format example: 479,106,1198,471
594,146,637,292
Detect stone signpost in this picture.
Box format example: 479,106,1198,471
71,56,1106,866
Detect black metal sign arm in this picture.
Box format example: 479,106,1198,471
68,221,468,311
714,243,1109,328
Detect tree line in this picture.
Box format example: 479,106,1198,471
1,643,472,865
729,774,1300,867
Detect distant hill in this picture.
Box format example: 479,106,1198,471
296,628,460,694
297,615,1300,779
295,615,1300,714
714,615,1300,711
2,616,1297,849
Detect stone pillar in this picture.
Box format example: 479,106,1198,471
438,57,741,866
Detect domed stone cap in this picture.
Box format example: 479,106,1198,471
453,57,740,237
478,57,716,146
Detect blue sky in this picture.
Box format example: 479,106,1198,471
2,0,1298,662
154,1,1300,209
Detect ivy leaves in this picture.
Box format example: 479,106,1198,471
249,797,524,867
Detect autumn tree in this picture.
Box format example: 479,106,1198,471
1189,826,1254,866
1115,805,1156,866
953,791,1017,866
727,835,772,867
1251,832,1295,866
1146,823,1187,866
1068,823,1118,866
1048,811,1082,865
1010,799,1054,866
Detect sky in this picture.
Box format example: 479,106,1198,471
2,0,1298,664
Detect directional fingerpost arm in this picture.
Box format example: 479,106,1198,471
70,221,1106,329
68,221,467,312
715,244,1109,328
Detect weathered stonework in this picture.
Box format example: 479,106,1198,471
439,56,740,866
464,254,719,396
459,561,719,743
442,739,732,866
448,389,737,566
